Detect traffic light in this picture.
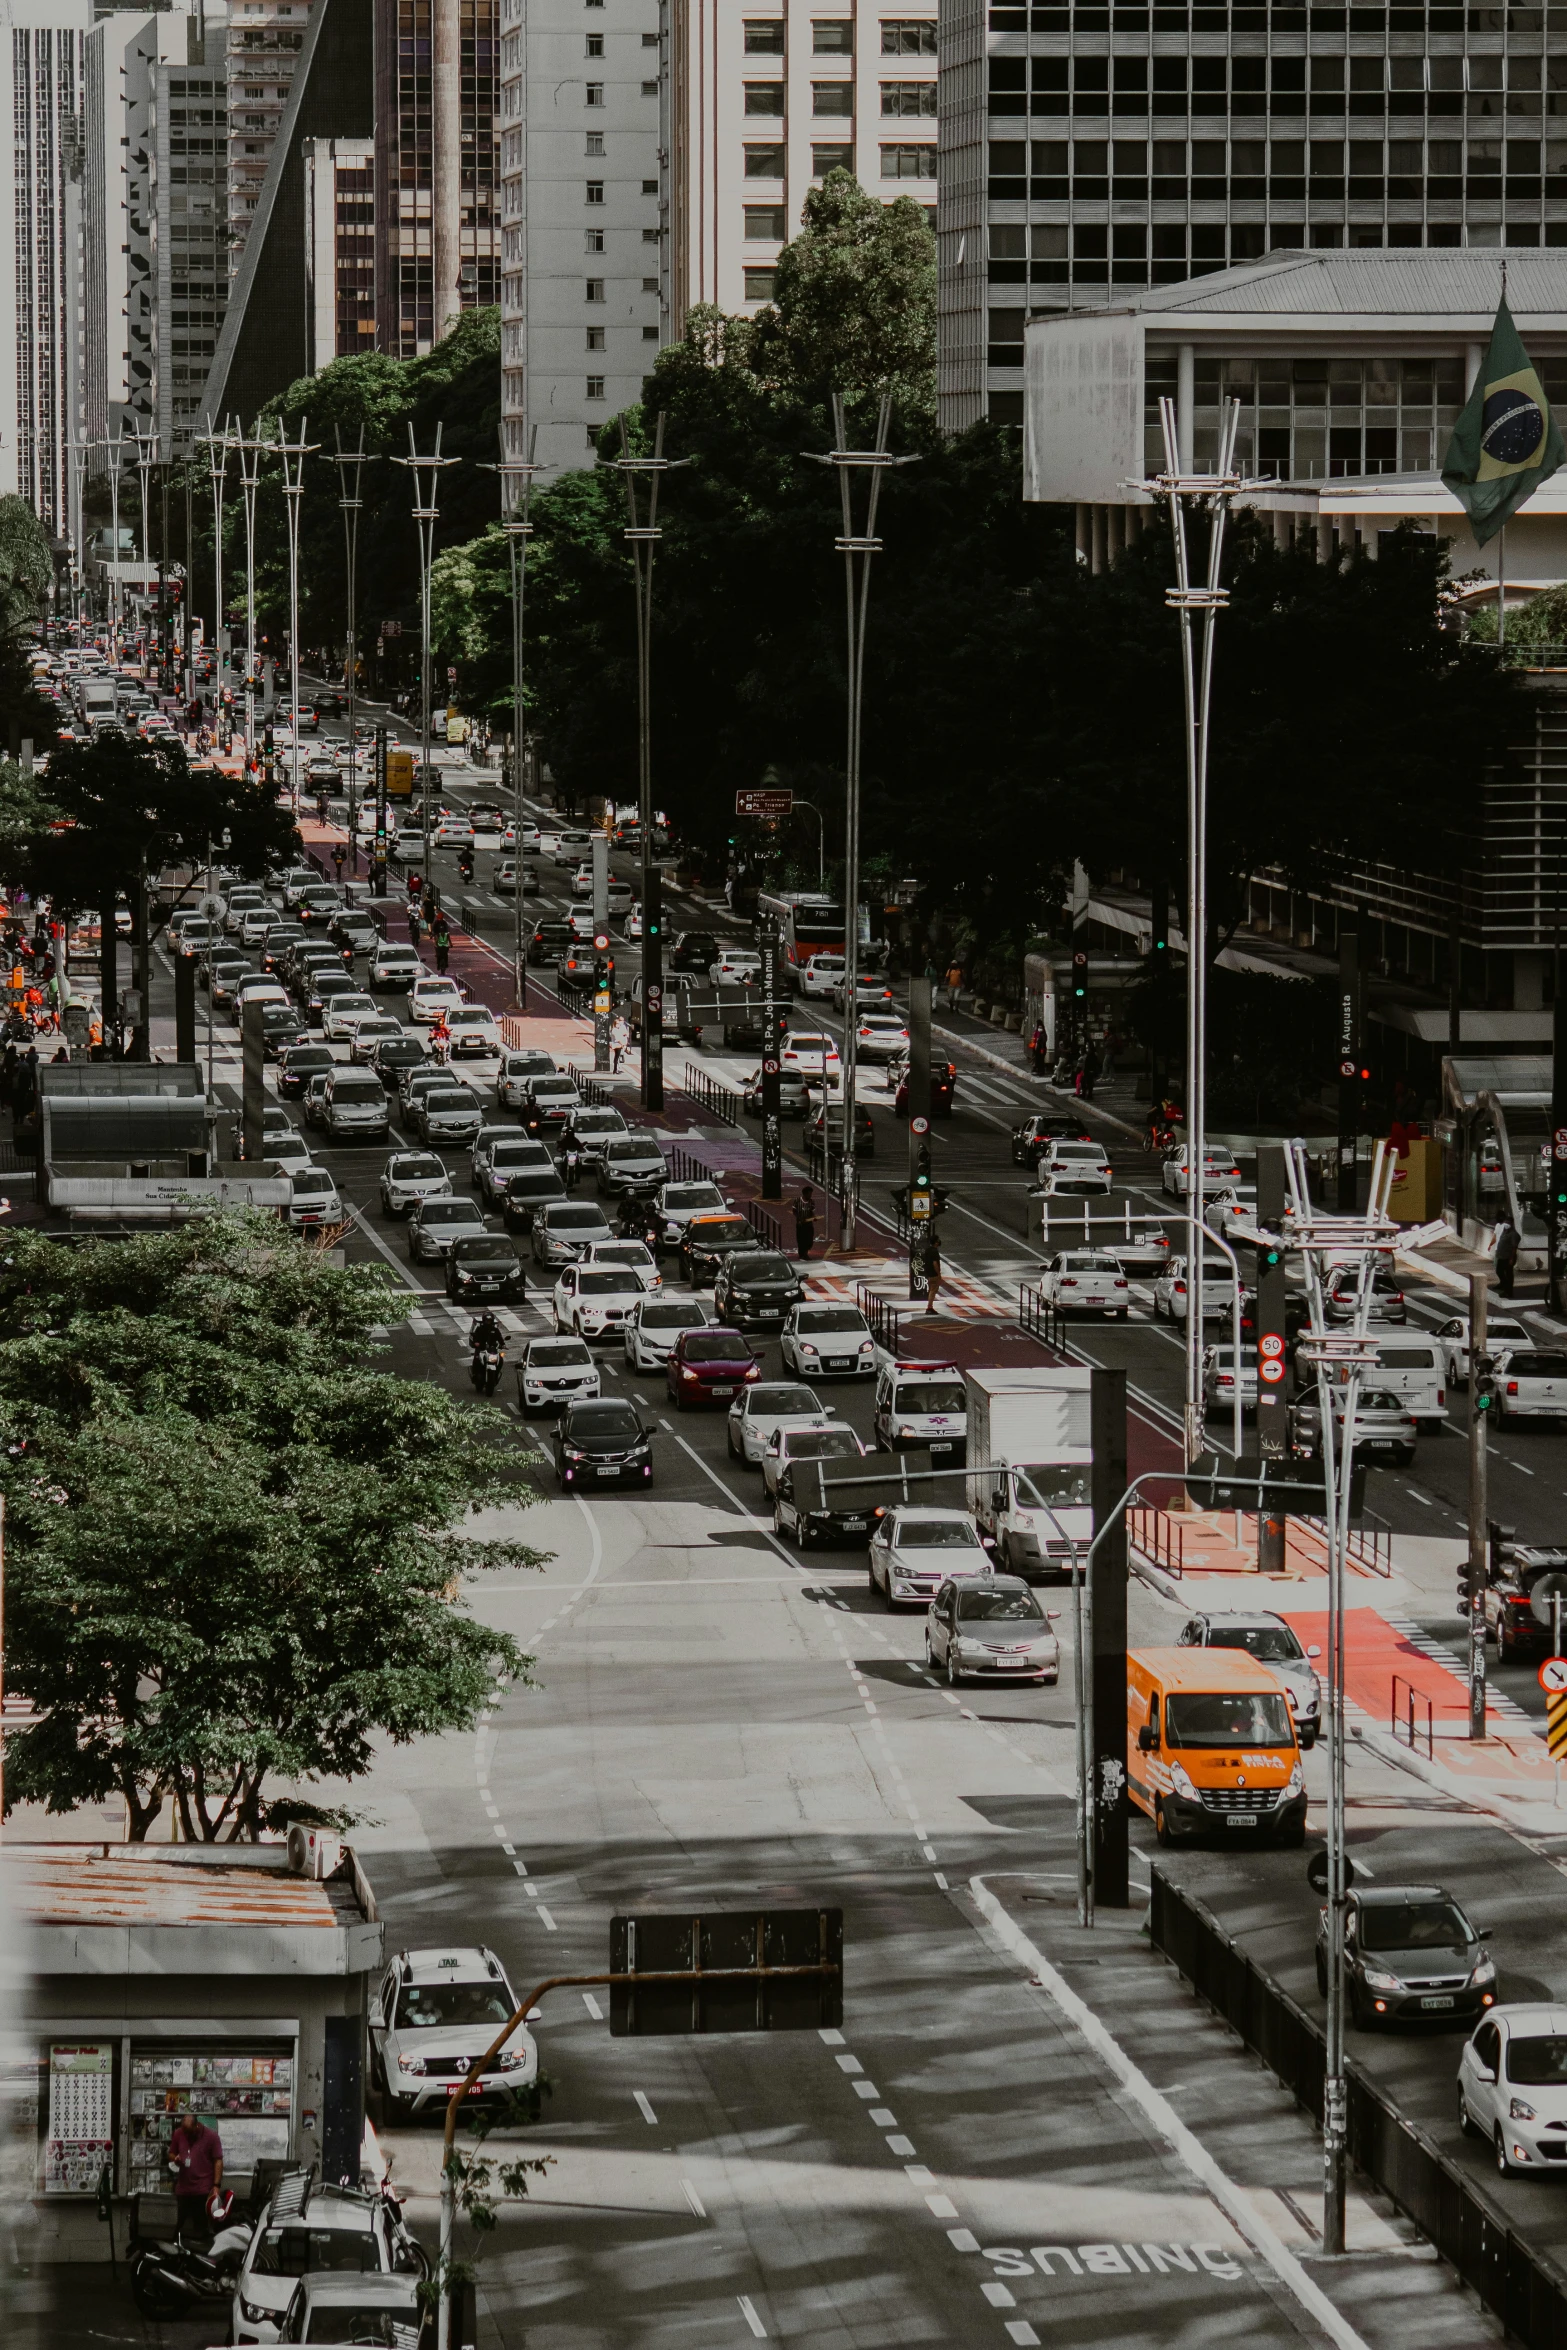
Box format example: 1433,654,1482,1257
909,1164,933,1223
1071,950,1088,1003
1474,1351,1494,1410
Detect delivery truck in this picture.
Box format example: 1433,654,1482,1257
966,1364,1093,1583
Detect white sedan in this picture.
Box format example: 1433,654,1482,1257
868,1509,993,1609
799,955,845,1000
1152,1254,1240,1324
581,1238,661,1292
1205,1184,1259,1238
1162,1145,1243,1197
711,949,763,985
553,1264,646,1338
320,992,379,1043
445,1005,504,1058
856,1014,909,1064
1033,1140,1112,1195
349,1015,406,1063
1433,1313,1531,1386
570,863,596,899
780,1030,842,1081
726,1381,836,1467
1036,1251,1131,1317
624,1295,713,1370
409,974,466,1026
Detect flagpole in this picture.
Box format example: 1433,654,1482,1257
1499,524,1506,647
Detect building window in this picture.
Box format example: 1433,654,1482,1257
812,143,853,175
586,180,605,202
586,31,603,52
744,144,786,176
745,82,785,115
642,78,658,94
643,225,661,240
586,132,604,154
643,324,659,338
642,31,659,44
880,142,935,177
586,228,604,250
744,19,785,50
881,19,935,54
642,176,659,192
744,266,777,298
642,274,659,290
881,81,934,116
745,203,786,237
587,325,606,348
586,277,605,299
586,375,606,397
586,82,604,105
813,81,854,116
813,18,853,51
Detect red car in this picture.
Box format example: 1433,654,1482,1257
895,1060,956,1119
666,1327,761,1409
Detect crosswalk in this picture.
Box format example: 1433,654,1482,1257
1382,1611,1534,1725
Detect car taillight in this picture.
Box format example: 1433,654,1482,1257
1061,1278,1077,1288
1508,1592,1532,1607
1174,1281,1186,1294
1438,1390,1444,1406
1115,1278,1128,1289
1218,1375,1233,1386
1507,1380,1519,1395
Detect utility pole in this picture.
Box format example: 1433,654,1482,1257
760,912,783,1199
614,414,690,1112
234,420,268,766
272,415,318,818
1468,1268,1490,1741
393,422,460,880
1337,914,1361,1211
331,427,379,851
485,424,548,1008
1254,1141,1289,1570
198,419,234,745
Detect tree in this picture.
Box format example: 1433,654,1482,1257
747,170,937,409
0,494,54,637
0,1217,545,1838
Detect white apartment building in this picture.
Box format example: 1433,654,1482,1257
0,0,90,538
499,0,664,477
670,0,936,330
226,0,315,278
304,134,374,373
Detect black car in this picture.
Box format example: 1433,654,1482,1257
712,1248,805,1330
1011,1112,1092,1165
1316,1882,1495,2029
502,1170,569,1234
679,1212,761,1287
261,924,304,972
1477,1537,1567,1662
370,1036,429,1091
278,1042,336,1099
446,1235,526,1304
668,929,720,976
527,919,574,966
553,1396,653,1490
259,1005,309,1059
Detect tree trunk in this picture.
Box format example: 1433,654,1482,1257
99,903,118,1058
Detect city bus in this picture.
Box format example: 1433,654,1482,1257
754,891,845,982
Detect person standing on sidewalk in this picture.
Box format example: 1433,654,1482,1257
943,962,963,1013
168,2111,224,2247
1495,1218,1521,1299
793,1185,818,1261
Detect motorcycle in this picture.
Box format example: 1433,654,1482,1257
458,851,475,883
471,1344,504,1395
129,2218,250,2320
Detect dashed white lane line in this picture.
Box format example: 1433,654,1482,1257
633,2090,658,2125
582,1992,603,2020
682,2179,707,2219
737,2297,768,2340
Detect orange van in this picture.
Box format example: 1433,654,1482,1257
1127,1646,1306,1848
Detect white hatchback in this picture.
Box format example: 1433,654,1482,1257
780,1302,877,1378
726,1380,835,1466
799,953,845,1000
1488,1346,1567,1423
780,1030,842,1080
623,1294,711,1370
445,1004,503,1058
580,1237,661,1292
409,974,465,1025
1460,2005,1567,2173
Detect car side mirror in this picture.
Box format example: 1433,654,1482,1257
1307,1644,1322,1658
368,2002,384,2029
1474,2064,1497,2085
1137,1724,1157,1752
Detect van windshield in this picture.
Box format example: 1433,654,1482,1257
894,1382,964,1414
1165,1691,1293,1747
1014,1465,1092,1507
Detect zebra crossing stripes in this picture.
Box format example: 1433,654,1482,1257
1383,1613,1533,1723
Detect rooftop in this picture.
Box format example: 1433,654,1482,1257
10,1845,350,1932
1064,246,1567,329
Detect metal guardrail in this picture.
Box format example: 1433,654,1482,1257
1128,1505,1187,1580
1017,1283,1071,1357
666,1144,719,1187
746,1200,786,1253
1293,1508,1394,1579
574,1072,615,1109
855,1281,906,1357
681,1069,744,1128
1150,1868,1567,2348
1391,1673,1435,1759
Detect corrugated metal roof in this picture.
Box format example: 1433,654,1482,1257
1076,247,1567,323
11,1848,341,1929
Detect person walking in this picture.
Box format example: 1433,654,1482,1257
943,962,963,1013
922,1228,944,1316
1495,1218,1521,1299
610,1012,630,1073
168,2110,224,2248
793,1184,818,1261
434,921,451,976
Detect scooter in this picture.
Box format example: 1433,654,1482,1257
129,2214,250,2320
471,1343,505,1395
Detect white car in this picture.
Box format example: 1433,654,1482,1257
445,1004,503,1058
517,1334,600,1412
430,814,475,847
780,1301,877,1378
623,1294,711,1371
349,1015,405,1063
1459,2004,1566,2172
869,1508,993,1609
1032,1140,1113,1195
580,1237,661,1292
553,1264,646,1337
497,1048,559,1108
551,828,594,865
780,1030,842,1080
232,977,292,1019
370,1945,537,2125
1152,1254,1240,1324
1433,1313,1532,1386
1205,1184,1259,1238
570,862,596,899
380,1150,453,1218
409,974,466,1025
240,905,278,945
370,942,425,992
282,1166,343,1228
1037,1250,1131,1317
762,1419,866,1499
222,887,266,933
230,2174,423,2344
320,991,378,1043
653,1178,731,1251
1162,1144,1243,1197
710,948,763,985
726,1380,835,1466
1486,1346,1567,1423
799,953,845,1000
856,1014,909,1064
263,1132,313,1177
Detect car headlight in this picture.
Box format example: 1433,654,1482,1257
397,2053,428,2075
241,2298,271,2323
859,1338,875,1354
1169,1762,1197,1800
897,1423,917,1439
1511,2097,1537,2121
1472,1956,1497,1987
1285,1762,1304,1796
497,2050,525,2071
1361,1967,1402,1993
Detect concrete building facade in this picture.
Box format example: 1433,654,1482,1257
226,0,316,279
304,133,375,370
1,0,90,537
374,0,500,359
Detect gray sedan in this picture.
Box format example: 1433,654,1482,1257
409,1196,490,1263
1289,1386,1417,1467
925,1575,1061,1685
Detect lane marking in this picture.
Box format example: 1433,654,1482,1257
633,2090,658,2125
582,1992,603,2019
683,2178,707,2218
737,2297,768,2340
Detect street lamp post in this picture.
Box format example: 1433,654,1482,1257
330,428,380,854
1139,394,1245,1467
67,437,96,632
806,393,914,1253
487,424,549,1008
197,419,235,750
614,413,690,1113
271,415,319,818
234,420,269,767
107,426,131,654
392,422,460,878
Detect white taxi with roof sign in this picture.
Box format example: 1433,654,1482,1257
873,1359,967,1460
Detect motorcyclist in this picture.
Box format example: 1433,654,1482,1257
430,1011,450,1064
470,1308,505,1355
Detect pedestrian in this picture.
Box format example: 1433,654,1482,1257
407,906,423,951
793,1184,817,1261
434,921,451,975
1080,1046,1100,1100
943,962,963,1013
167,2109,223,2247
922,1229,943,1317
610,1012,630,1073
1100,1033,1118,1084
1495,1218,1521,1299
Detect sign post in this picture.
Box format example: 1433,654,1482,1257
592,834,611,1072
759,913,783,1200
735,785,794,820
1091,1367,1129,1910
1337,916,1360,1211
1255,1142,1289,1569
1467,1270,1489,1741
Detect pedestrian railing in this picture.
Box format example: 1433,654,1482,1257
680,1070,744,1128
806,1144,861,1208
1291,1507,1393,1579
855,1282,906,1357
667,1144,723,1188
1017,1283,1071,1357
1128,1506,1188,1581
746,1200,786,1253
1390,1674,1435,1759
574,1073,615,1109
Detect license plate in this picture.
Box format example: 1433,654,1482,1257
929,1440,956,1455
827,1359,852,1372
990,1659,1028,1670
595,1466,619,1478
1223,1816,1258,1829
841,1517,867,1531
1420,1994,1455,2010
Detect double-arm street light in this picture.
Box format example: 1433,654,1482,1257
392,422,460,875
271,415,319,817
234,420,269,763
331,427,380,847
484,424,549,1007
197,418,236,748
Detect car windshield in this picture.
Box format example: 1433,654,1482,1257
690,1334,753,1362
453,1243,516,1266
393,1158,444,1180
449,1010,493,1027
298,2305,416,2343
490,1142,543,1165
331,1081,382,1103
735,1256,793,1283
567,1403,643,1439
293,1175,334,1197
593,1244,650,1265
1375,1349,1437,1369
579,1271,641,1294
1205,1623,1302,1664
419,1203,478,1225
1506,2036,1567,2085
1357,1392,1407,1414
550,1207,607,1230
1358,1899,1472,1953
692,1217,752,1244
529,1342,591,1368
958,1588,1045,1622
510,1174,564,1197
606,1139,658,1161
1062,1256,1118,1272
640,1302,708,1327
785,1428,862,1461
394,1980,513,2029
893,1382,965,1413
532,1080,579,1099
895,1520,982,1548
749,1386,820,1414
251,2225,379,2277
1013,1465,1093,1507
797,1309,868,1334
1164,1692,1293,1747
665,1186,724,1209
425,1091,476,1111
1054,1146,1103,1162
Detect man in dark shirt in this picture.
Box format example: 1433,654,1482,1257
168,2112,224,2245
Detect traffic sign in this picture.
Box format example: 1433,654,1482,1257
1549,1694,1567,1761
911,1115,929,1135
1259,1359,1285,1385
735,787,793,817
1259,1332,1284,1360
1539,1656,1567,1695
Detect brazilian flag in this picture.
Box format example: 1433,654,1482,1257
1441,297,1565,547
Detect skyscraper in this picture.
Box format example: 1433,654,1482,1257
226,0,316,278
375,0,500,358
0,0,89,536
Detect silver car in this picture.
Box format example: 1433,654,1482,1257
1289,1385,1417,1467
1202,1343,1259,1419
409,1196,489,1262
475,1134,554,1207
532,1199,614,1267
726,1381,835,1467
868,1508,993,1609
762,1419,866,1499
380,1149,452,1219
925,1575,1061,1685
415,1083,483,1146
1175,1609,1322,1747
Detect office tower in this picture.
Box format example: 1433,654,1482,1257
135,41,230,450
227,0,316,278
939,0,1562,431
670,0,937,330
0,0,90,535
375,0,501,357
498,0,662,475
304,134,375,369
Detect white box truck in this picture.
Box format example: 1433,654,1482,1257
966,1365,1093,1583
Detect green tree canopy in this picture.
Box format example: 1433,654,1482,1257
747,169,937,408
0,494,55,636
0,1217,544,1839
